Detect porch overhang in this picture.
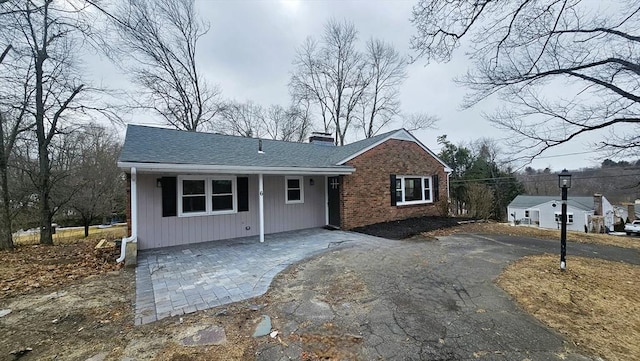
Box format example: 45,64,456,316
117,162,355,175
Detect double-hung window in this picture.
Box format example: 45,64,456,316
212,179,234,212
181,179,206,215
178,176,237,216
285,176,304,204
395,176,432,205
554,212,574,224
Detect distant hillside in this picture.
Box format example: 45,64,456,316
516,160,640,205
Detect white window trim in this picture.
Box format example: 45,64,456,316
396,175,433,206
285,176,304,204
554,212,574,224
178,175,237,217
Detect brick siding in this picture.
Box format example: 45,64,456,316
341,139,448,229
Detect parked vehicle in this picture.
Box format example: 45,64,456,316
624,220,640,235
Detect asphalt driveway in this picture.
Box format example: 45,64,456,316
131,228,639,360
254,233,638,360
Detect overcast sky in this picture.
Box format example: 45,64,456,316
97,0,613,172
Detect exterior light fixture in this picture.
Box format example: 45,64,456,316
558,169,572,270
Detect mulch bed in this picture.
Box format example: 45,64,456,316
352,216,474,240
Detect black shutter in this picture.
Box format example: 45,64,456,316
237,177,249,212
433,174,440,202
390,174,397,206
161,177,177,217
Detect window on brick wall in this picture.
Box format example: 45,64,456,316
393,176,433,205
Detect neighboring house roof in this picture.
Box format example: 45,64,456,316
508,195,596,212
118,124,451,174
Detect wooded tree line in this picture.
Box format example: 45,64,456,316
0,0,127,250
518,160,640,205
440,137,640,220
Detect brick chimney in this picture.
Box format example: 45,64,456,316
593,193,603,216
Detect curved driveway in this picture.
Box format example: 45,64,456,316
256,233,638,360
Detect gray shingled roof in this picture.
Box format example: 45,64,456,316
118,124,399,169
508,195,595,211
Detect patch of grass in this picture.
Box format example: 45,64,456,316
497,254,640,361
14,224,126,246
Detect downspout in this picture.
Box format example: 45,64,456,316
117,167,137,263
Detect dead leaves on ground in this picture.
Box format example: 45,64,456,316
0,240,122,300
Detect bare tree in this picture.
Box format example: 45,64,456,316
401,112,438,132
217,101,265,138
359,38,406,138
262,104,312,142
3,0,93,245
290,19,370,145
411,0,640,161
65,124,124,237
104,0,221,131
0,65,33,250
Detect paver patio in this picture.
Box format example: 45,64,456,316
134,228,383,325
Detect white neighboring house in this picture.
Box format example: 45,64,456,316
507,194,614,232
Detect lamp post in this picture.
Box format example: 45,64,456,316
558,169,572,270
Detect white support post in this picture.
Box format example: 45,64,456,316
259,173,264,243
130,167,138,240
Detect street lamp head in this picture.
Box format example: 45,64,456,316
558,168,572,189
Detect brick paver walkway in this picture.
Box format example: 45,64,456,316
135,228,381,325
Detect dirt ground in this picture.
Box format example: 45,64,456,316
0,218,638,360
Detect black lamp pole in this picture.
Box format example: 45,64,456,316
560,185,568,270
558,169,572,271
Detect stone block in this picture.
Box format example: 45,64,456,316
125,241,138,268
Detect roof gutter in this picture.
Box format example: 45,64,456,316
116,167,137,263
117,162,355,175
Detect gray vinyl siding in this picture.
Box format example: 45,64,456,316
136,174,325,249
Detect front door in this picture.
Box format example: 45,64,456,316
327,176,341,228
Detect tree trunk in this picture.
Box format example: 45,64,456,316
84,219,90,238
39,189,53,245
38,144,53,245
35,31,53,245
0,167,13,250
0,115,13,250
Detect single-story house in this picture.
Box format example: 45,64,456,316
117,125,452,251
507,194,614,232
